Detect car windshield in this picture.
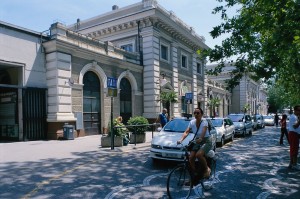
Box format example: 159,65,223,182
163,119,190,133
228,115,244,122
211,119,223,127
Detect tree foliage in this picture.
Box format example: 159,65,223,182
202,0,300,100
160,91,178,103
267,81,300,112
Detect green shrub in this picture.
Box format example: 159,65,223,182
108,117,129,137
127,116,149,134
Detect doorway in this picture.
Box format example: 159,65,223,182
120,78,132,124
83,71,101,135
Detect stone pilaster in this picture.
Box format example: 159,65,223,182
171,41,180,117
46,52,76,122
192,53,198,110
141,27,160,119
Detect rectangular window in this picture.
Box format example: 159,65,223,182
160,44,168,61
197,63,201,74
121,44,133,52
181,55,187,68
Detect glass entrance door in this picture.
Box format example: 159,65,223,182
83,71,100,135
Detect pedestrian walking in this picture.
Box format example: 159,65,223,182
288,105,300,170
279,114,289,145
156,108,169,128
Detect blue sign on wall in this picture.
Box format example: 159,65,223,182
107,77,117,88
185,92,193,100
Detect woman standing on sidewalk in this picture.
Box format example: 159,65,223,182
279,114,289,145
288,105,300,170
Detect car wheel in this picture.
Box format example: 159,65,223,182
230,133,234,141
242,130,246,137
152,158,160,165
220,137,224,147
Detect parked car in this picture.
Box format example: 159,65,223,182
228,114,253,137
150,117,217,162
207,117,235,147
263,115,275,126
255,114,265,129
251,115,258,131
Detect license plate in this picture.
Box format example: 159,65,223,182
162,153,180,158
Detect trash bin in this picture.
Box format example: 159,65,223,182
63,124,74,140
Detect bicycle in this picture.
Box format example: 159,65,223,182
166,143,216,199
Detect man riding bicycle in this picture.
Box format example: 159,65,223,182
177,108,212,179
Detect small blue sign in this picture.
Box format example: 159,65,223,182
107,77,117,88
185,92,193,100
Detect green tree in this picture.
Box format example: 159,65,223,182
160,91,178,103
267,81,300,112
202,0,300,100
208,97,221,116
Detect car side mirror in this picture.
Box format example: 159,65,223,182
157,127,162,132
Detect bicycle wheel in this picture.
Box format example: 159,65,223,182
167,165,192,199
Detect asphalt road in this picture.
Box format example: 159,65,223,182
0,127,299,199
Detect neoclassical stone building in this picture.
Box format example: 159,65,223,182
68,0,209,120
0,0,210,141
206,64,268,116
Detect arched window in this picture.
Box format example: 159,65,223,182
83,71,101,135
120,78,132,124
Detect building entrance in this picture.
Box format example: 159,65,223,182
83,71,101,135
0,88,18,141
120,78,132,124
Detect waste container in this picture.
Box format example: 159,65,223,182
63,124,74,140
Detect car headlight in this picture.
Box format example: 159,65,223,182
151,144,162,149
239,124,244,127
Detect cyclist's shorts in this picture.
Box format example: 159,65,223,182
191,136,212,154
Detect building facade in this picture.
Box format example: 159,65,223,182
68,0,209,119
206,64,268,116
0,21,48,141
0,0,211,141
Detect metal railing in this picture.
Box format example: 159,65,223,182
111,123,160,150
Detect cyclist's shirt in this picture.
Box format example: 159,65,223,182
188,119,210,138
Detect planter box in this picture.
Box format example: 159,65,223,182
101,136,123,147
129,133,146,144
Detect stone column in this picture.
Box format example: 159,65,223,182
192,53,198,111
46,52,76,139
171,41,180,117
141,27,161,119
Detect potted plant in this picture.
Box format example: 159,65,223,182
127,116,149,143
112,117,130,146
101,117,129,147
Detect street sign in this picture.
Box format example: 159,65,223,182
185,92,193,100
107,77,117,88
107,88,117,97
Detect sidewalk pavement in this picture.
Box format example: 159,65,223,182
0,131,156,164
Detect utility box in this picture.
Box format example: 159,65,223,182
63,124,74,140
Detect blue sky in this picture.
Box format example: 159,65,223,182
0,0,237,48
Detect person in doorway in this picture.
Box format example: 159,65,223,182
274,113,279,127
177,108,212,180
288,105,300,170
156,108,169,128
279,114,289,145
